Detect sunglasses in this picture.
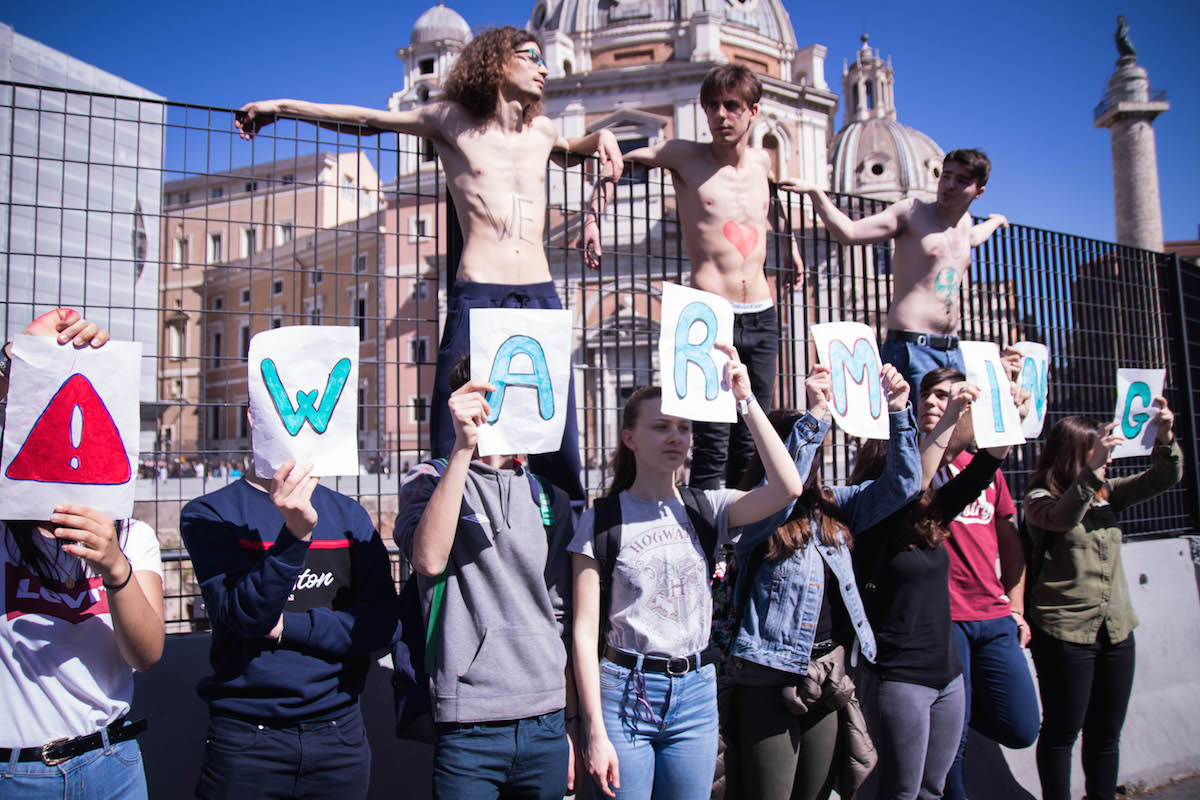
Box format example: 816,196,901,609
514,48,547,69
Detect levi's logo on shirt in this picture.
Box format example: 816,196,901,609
4,562,108,624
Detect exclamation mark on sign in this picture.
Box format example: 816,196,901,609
70,405,83,471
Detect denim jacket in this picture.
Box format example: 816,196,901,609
730,406,922,675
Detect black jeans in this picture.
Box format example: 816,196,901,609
690,306,778,490
1030,626,1136,800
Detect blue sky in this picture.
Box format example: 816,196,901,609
5,0,1197,244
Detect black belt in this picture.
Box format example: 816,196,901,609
1,716,146,765
886,329,960,350
604,645,717,676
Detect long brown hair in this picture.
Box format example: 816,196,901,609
443,27,542,125
739,409,851,560
1029,415,1108,499
606,386,670,497
850,438,948,549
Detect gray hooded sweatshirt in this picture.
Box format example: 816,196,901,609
395,459,573,724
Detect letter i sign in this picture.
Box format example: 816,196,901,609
5,374,130,484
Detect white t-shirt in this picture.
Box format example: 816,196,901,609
568,489,738,658
0,519,162,746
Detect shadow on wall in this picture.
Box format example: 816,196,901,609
131,633,433,800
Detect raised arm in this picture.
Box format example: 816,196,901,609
555,128,623,180
723,344,806,529
969,213,1009,247
1107,397,1184,512
780,179,906,245
407,380,493,577
236,99,452,141
1024,423,1120,532
919,382,980,488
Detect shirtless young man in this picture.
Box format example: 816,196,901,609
236,27,622,501
782,149,1008,394
617,64,800,489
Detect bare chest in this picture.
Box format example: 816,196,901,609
681,166,769,226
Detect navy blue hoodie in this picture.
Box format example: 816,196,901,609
181,479,397,722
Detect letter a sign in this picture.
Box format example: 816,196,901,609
658,282,735,423
470,308,572,457
248,326,360,477
0,336,141,520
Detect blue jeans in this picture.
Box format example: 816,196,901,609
195,707,370,799
881,336,965,397
598,657,719,800
944,617,1039,800
431,279,583,500
872,675,966,800
1,737,147,800
433,710,568,800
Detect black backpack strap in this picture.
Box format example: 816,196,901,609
679,487,719,582
592,495,623,650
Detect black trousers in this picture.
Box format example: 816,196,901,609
1030,626,1136,800
690,306,778,490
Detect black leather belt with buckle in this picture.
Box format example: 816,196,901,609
604,645,717,676
0,716,147,765
887,329,960,351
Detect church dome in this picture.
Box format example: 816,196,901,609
411,3,472,45
532,0,795,49
828,35,943,202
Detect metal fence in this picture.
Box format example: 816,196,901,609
1,82,1197,633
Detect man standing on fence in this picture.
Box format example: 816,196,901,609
236,27,622,502
180,456,399,798
782,149,1008,394
613,64,802,489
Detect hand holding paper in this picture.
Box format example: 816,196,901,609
715,343,750,401
50,504,129,585
881,363,910,413
269,460,319,540
1152,396,1175,444
449,380,495,454
805,365,832,419
1087,422,1122,478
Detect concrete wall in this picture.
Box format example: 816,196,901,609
133,536,1200,799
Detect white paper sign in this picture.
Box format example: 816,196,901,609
960,340,1026,448
658,282,735,423
811,322,889,439
1111,368,1164,459
470,308,572,457
0,336,141,519
248,326,359,478
1011,341,1050,438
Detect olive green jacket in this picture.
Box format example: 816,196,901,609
1024,439,1183,645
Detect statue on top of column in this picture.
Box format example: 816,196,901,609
1115,15,1136,60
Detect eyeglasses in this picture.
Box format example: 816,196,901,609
514,48,547,69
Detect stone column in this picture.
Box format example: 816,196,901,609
1094,55,1169,251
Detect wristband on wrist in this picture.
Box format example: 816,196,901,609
736,393,756,416
102,558,134,592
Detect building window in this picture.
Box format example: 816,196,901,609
166,324,184,359
410,396,429,423
618,137,650,185
340,176,355,204
209,296,224,311
272,317,283,329
865,81,875,110
209,186,224,200
240,288,251,304
240,324,251,357
409,337,429,364
173,236,188,268
280,174,294,184
354,254,369,273
276,223,293,245
209,405,221,439
241,227,256,257
272,279,284,296
208,232,223,264
210,331,222,368
171,379,183,398
419,57,435,75
356,298,368,341
179,191,190,205
358,388,367,432
239,405,250,439
420,138,437,164
310,269,324,286
244,180,258,193
409,216,430,242
410,279,428,300
306,300,322,325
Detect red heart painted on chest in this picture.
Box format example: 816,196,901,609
722,221,759,259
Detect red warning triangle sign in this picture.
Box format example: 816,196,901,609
5,374,130,485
